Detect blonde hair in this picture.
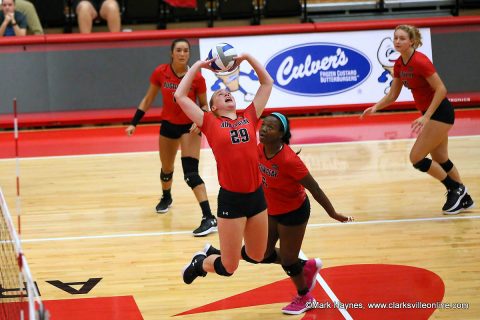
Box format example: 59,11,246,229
395,25,423,49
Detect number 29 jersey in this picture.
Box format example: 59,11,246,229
200,103,262,193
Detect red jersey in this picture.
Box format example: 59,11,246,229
150,64,206,125
258,143,309,215
201,103,261,193
393,51,436,112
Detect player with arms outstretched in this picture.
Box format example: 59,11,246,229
175,52,273,285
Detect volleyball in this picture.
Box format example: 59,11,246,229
207,43,237,72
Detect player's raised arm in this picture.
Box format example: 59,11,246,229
174,60,211,127
235,53,273,118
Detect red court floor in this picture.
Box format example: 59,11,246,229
0,109,479,159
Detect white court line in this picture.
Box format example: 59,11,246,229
20,214,480,243
299,251,353,320
308,213,480,228
21,230,192,243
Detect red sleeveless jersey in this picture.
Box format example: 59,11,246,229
150,64,206,124
201,104,261,193
258,143,309,215
393,51,436,112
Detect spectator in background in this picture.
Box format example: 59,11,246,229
15,0,43,35
0,0,27,36
73,0,121,33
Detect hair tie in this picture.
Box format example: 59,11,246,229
271,112,288,134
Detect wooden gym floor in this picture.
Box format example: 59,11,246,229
0,109,479,319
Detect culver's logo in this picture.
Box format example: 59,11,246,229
265,43,372,96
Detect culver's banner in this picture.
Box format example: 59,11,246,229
199,29,432,110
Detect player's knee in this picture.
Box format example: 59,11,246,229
214,257,235,276
261,250,278,264
413,158,432,172
160,170,173,182
106,0,120,11
242,245,265,263
181,157,204,189
440,159,454,173
241,246,261,264
282,260,303,277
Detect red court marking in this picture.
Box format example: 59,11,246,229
43,296,143,320
0,109,479,159
0,296,143,320
175,264,444,319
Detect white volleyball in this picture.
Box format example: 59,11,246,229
207,43,237,72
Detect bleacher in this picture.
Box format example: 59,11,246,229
305,0,461,22
24,0,480,33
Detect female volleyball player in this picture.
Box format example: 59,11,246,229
204,113,354,314
126,39,217,237
361,25,474,214
175,52,272,286
258,112,353,314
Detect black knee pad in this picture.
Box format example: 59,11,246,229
413,158,432,172
440,159,454,173
213,257,233,277
261,250,278,264
282,260,303,277
160,170,173,182
181,157,204,189
241,245,259,264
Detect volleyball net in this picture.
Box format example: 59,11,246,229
0,187,48,320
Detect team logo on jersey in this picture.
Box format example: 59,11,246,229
259,163,277,177
265,43,372,96
220,118,250,128
164,82,178,89
400,70,414,79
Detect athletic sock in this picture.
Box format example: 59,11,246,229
298,288,309,296
441,176,460,190
162,188,172,199
199,200,213,219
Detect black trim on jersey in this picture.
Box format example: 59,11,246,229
220,115,239,121
263,144,284,161
401,49,416,66
169,64,189,79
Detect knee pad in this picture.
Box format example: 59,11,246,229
241,245,259,264
440,159,454,173
282,260,303,277
160,170,173,182
213,257,233,277
261,250,278,264
181,157,204,189
413,158,432,172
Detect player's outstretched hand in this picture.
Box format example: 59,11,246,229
411,115,428,134
332,213,354,223
227,53,249,72
360,106,376,119
189,123,201,135
125,125,136,136
201,58,218,72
